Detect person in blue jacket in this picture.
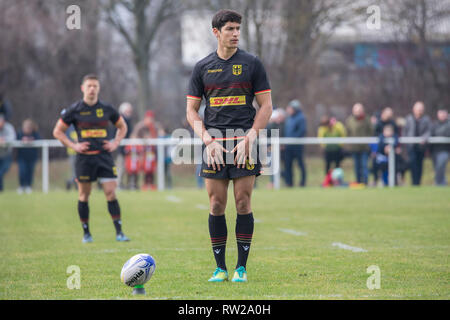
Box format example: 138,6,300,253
283,99,307,187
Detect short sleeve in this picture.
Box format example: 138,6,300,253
252,57,271,95
187,63,204,101
108,105,121,125
60,107,75,126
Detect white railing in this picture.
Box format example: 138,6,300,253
7,136,450,192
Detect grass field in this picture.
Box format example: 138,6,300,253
0,186,449,300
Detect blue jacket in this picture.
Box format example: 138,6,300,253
284,110,306,138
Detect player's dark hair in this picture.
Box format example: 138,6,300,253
212,9,242,31
82,73,99,84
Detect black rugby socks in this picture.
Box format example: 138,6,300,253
235,212,254,269
209,214,228,270
78,200,90,235
107,199,122,234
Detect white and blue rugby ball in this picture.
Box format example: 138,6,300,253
120,253,156,287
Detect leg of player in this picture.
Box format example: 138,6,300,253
206,178,230,282
77,181,93,243
232,175,255,282
102,179,130,242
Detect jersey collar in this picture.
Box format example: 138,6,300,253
214,48,239,62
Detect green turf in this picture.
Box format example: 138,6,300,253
0,187,449,300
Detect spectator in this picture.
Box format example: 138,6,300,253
133,110,158,190
0,114,16,191
374,107,399,136
376,124,400,186
124,133,143,190
404,101,432,186
283,99,307,187
16,119,41,194
117,102,134,189
266,107,286,188
431,108,450,186
317,115,347,174
0,93,12,121
345,103,372,184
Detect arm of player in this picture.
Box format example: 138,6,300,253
53,119,90,153
186,98,227,170
103,116,128,153
232,92,273,167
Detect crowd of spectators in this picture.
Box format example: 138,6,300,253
266,100,449,188
0,92,449,192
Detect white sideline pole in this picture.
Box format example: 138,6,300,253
42,142,49,193
157,142,165,191
273,139,281,190
388,141,395,188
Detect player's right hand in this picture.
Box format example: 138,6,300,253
205,140,228,171
73,141,90,154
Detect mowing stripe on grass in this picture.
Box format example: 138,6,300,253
278,228,307,236
332,242,368,252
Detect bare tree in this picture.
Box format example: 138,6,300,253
104,0,180,118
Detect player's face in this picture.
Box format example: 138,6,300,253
81,79,100,102
215,22,240,49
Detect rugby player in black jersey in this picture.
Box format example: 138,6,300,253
53,74,130,243
186,10,273,282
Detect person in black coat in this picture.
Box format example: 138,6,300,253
16,119,41,194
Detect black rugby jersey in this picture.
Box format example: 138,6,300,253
187,48,271,132
59,100,121,153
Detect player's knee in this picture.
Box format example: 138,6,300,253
104,189,116,201
210,196,226,215
78,191,90,202
235,196,250,214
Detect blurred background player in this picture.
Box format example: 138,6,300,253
186,9,273,283
52,74,130,243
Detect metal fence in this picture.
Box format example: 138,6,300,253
8,136,450,192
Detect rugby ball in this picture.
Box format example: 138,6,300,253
120,253,156,287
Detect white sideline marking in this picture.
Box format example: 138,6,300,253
254,219,262,224
278,228,307,236
332,242,368,252
166,195,182,203
195,204,209,210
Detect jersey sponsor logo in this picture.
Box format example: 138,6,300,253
80,129,107,138
209,95,246,107
207,68,223,73
232,64,242,76
203,169,216,174
79,111,92,115
96,108,104,118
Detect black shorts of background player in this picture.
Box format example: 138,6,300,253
186,9,273,282
53,74,130,243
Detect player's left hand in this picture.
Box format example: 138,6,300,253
232,134,256,169
103,140,119,153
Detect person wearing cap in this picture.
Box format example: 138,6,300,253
283,99,307,187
